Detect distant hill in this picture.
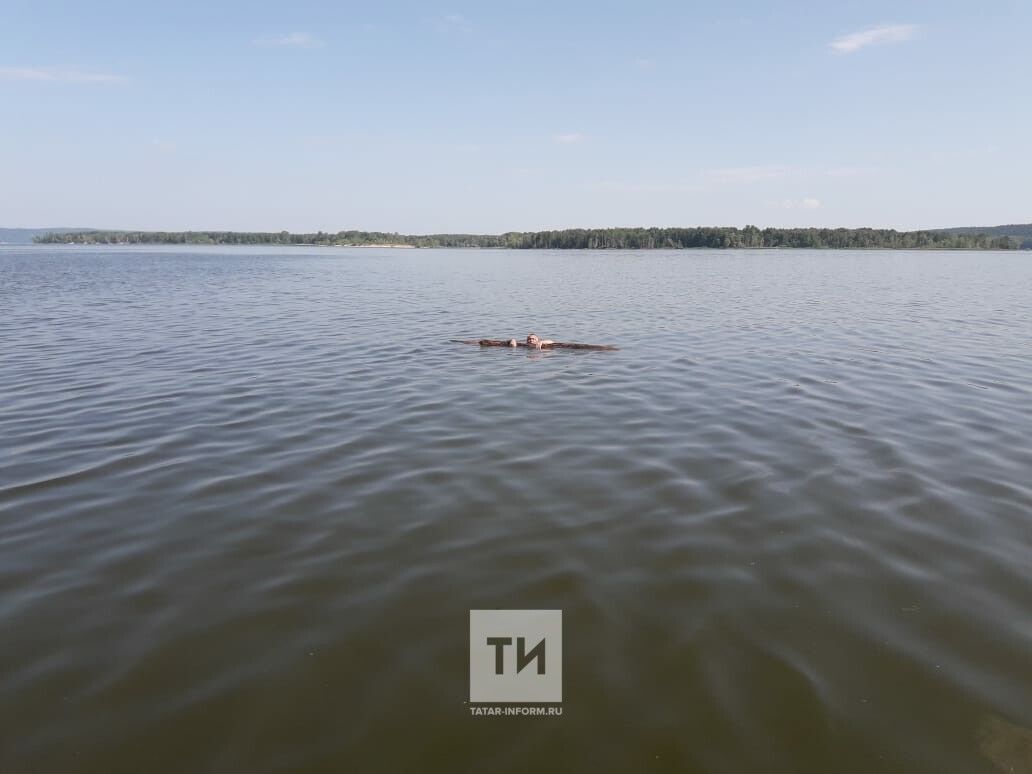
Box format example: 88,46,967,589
0,227,91,244
934,223,1032,249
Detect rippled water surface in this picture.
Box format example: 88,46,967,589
1,246,1031,773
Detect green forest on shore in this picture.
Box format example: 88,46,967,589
35,226,1024,250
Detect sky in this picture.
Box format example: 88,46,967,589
1,0,1029,233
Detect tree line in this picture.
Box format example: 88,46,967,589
35,227,1020,250
935,223,1032,249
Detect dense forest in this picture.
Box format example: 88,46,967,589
933,223,1032,249
36,226,1022,250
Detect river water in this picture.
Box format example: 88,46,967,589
1,246,1030,773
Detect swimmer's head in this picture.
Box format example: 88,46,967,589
526,333,540,347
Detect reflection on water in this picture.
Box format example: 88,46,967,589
1,246,1030,773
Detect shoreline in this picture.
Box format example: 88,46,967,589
32,226,1027,250
16,243,1027,252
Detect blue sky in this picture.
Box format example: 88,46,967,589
1,0,1029,232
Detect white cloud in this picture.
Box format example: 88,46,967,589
254,32,323,48
705,165,794,184
830,24,918,54
704,165,878,185
781,198,822,209
438,14,472,32
589,165,872,197
588,180,698,194
509,166,546,180
825,165,877,178
0,66,127,83
553,132,586,145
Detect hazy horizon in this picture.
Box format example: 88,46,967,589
5,217,1031,237
2,219,1027,235
3,0,1030,232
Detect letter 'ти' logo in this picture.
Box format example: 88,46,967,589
485,636,547,674
469,610,562,703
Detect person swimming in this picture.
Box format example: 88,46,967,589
456,335,616,351
505,333,554,348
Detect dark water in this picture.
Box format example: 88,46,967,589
1,246,1030,774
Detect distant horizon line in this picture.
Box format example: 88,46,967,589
8,221,1032,235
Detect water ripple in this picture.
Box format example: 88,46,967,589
1,246,1031,773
